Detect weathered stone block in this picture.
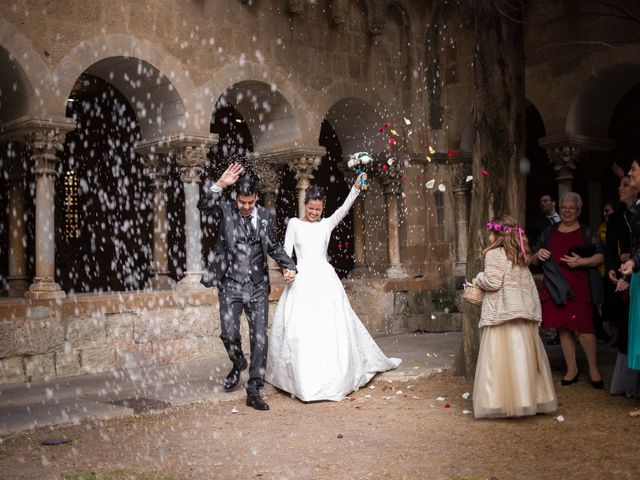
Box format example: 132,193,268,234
115,342,155,370
105,313,135,342
133,308,188,343
153,338,200,365
0,322,16,358
24,306,52,321
0,357,24,384
80,347,116,374
65,314,108,348
182,307,215,338
24,353,56,382
14,320,65,355
55,349,82,377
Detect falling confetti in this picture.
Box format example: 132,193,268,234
389,138,396,145
437,183,446,192
444,403,451,408
481,170,489,176
404,117,411,125
426,155,432,162
390,129,399,136
462,392,470,400
425,179,435,189
462,409,472,415
465,175,473,182
447,149,455,158
556,415,565,422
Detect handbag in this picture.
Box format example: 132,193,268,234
462,283,484,305
568,243,597,258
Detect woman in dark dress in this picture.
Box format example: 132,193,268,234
530,192,605,389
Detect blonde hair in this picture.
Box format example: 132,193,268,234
483,214,531,266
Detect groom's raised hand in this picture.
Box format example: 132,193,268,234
215,163,245,189
283,269,296,283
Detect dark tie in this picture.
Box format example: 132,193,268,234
242,215,256,239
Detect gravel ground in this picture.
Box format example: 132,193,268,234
1,371,640,480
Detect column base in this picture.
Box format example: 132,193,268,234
176,272,206,292
385,264,407,279
147,273,176,291
6,276,29,297
348,265,371,279
25,277,66,300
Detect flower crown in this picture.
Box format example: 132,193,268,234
486,219,527,259
486,220,522,234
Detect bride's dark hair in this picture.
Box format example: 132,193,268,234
304,185,326,204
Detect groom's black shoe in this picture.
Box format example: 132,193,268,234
223,358,248,391
246,392,270,411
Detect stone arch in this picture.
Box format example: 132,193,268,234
51,34,197,139
0,18,50,121
202,61,313,150
316,81,401,154
566,63,640,137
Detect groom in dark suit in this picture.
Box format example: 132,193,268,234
197,163,296,410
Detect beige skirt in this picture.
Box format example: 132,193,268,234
473,319,558,419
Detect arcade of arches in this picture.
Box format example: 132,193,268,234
0,0,639,383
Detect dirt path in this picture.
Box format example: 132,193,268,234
1,372,640,480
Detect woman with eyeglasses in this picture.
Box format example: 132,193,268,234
530,192,605,389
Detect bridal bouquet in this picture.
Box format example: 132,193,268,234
346,151,373,190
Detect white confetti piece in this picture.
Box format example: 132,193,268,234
556,415,565,422
404,117,411,125
462,392,470,400
425,179,435,189
462,409,472,415
465,175,473,182
231,408,239,414
437,183,446,192
436,396,446,402
368,385,375,390
428,146,436,155
396,390,403,395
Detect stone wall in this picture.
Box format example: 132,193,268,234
0,278,458,385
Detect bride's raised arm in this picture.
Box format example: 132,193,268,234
325,173,365,230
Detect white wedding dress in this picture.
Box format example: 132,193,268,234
266,186,402,402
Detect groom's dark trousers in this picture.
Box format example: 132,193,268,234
218,278,269,395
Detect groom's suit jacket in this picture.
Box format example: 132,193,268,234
197,182,296,292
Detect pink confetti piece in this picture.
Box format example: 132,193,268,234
389,138,396,145
481,170,489,176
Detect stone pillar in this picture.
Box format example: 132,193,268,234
349,193,369,278
145,154,175,290
176,145,207,291
289,156,321,219
453,158,471,277
25,130,66,299
546,145,580,199
253,160,284,282
383,180,407,278
6,143,28,297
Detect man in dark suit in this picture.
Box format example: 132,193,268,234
197,163,296,411
527,194,561,248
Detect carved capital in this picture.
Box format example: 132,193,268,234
144,153,169,188
452,160,472,192
252,160,281,195
289,156,321,187
27,130,65,176
546,145,580,182
176,145,207,183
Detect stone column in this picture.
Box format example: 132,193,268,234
289,156,321,219
453,158,471,277
253,160,284,282
349,193,369,278
25,130,66,299
382,180,407,278
145,154,175,290
546,145,580,199
176,145,207,291
5,143,28,297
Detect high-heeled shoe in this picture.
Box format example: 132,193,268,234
561,371,580,386
590,378,604,390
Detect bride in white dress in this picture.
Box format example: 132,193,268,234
267,173,402,401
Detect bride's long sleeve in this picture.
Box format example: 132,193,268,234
284,219,296,258
325,187,360,231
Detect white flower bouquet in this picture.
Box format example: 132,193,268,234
346,152,373,190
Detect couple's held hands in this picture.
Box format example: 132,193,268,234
608,269,630,291
283,269,296,283
353,172,367,190
215,163,245,189
620,259,635,276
